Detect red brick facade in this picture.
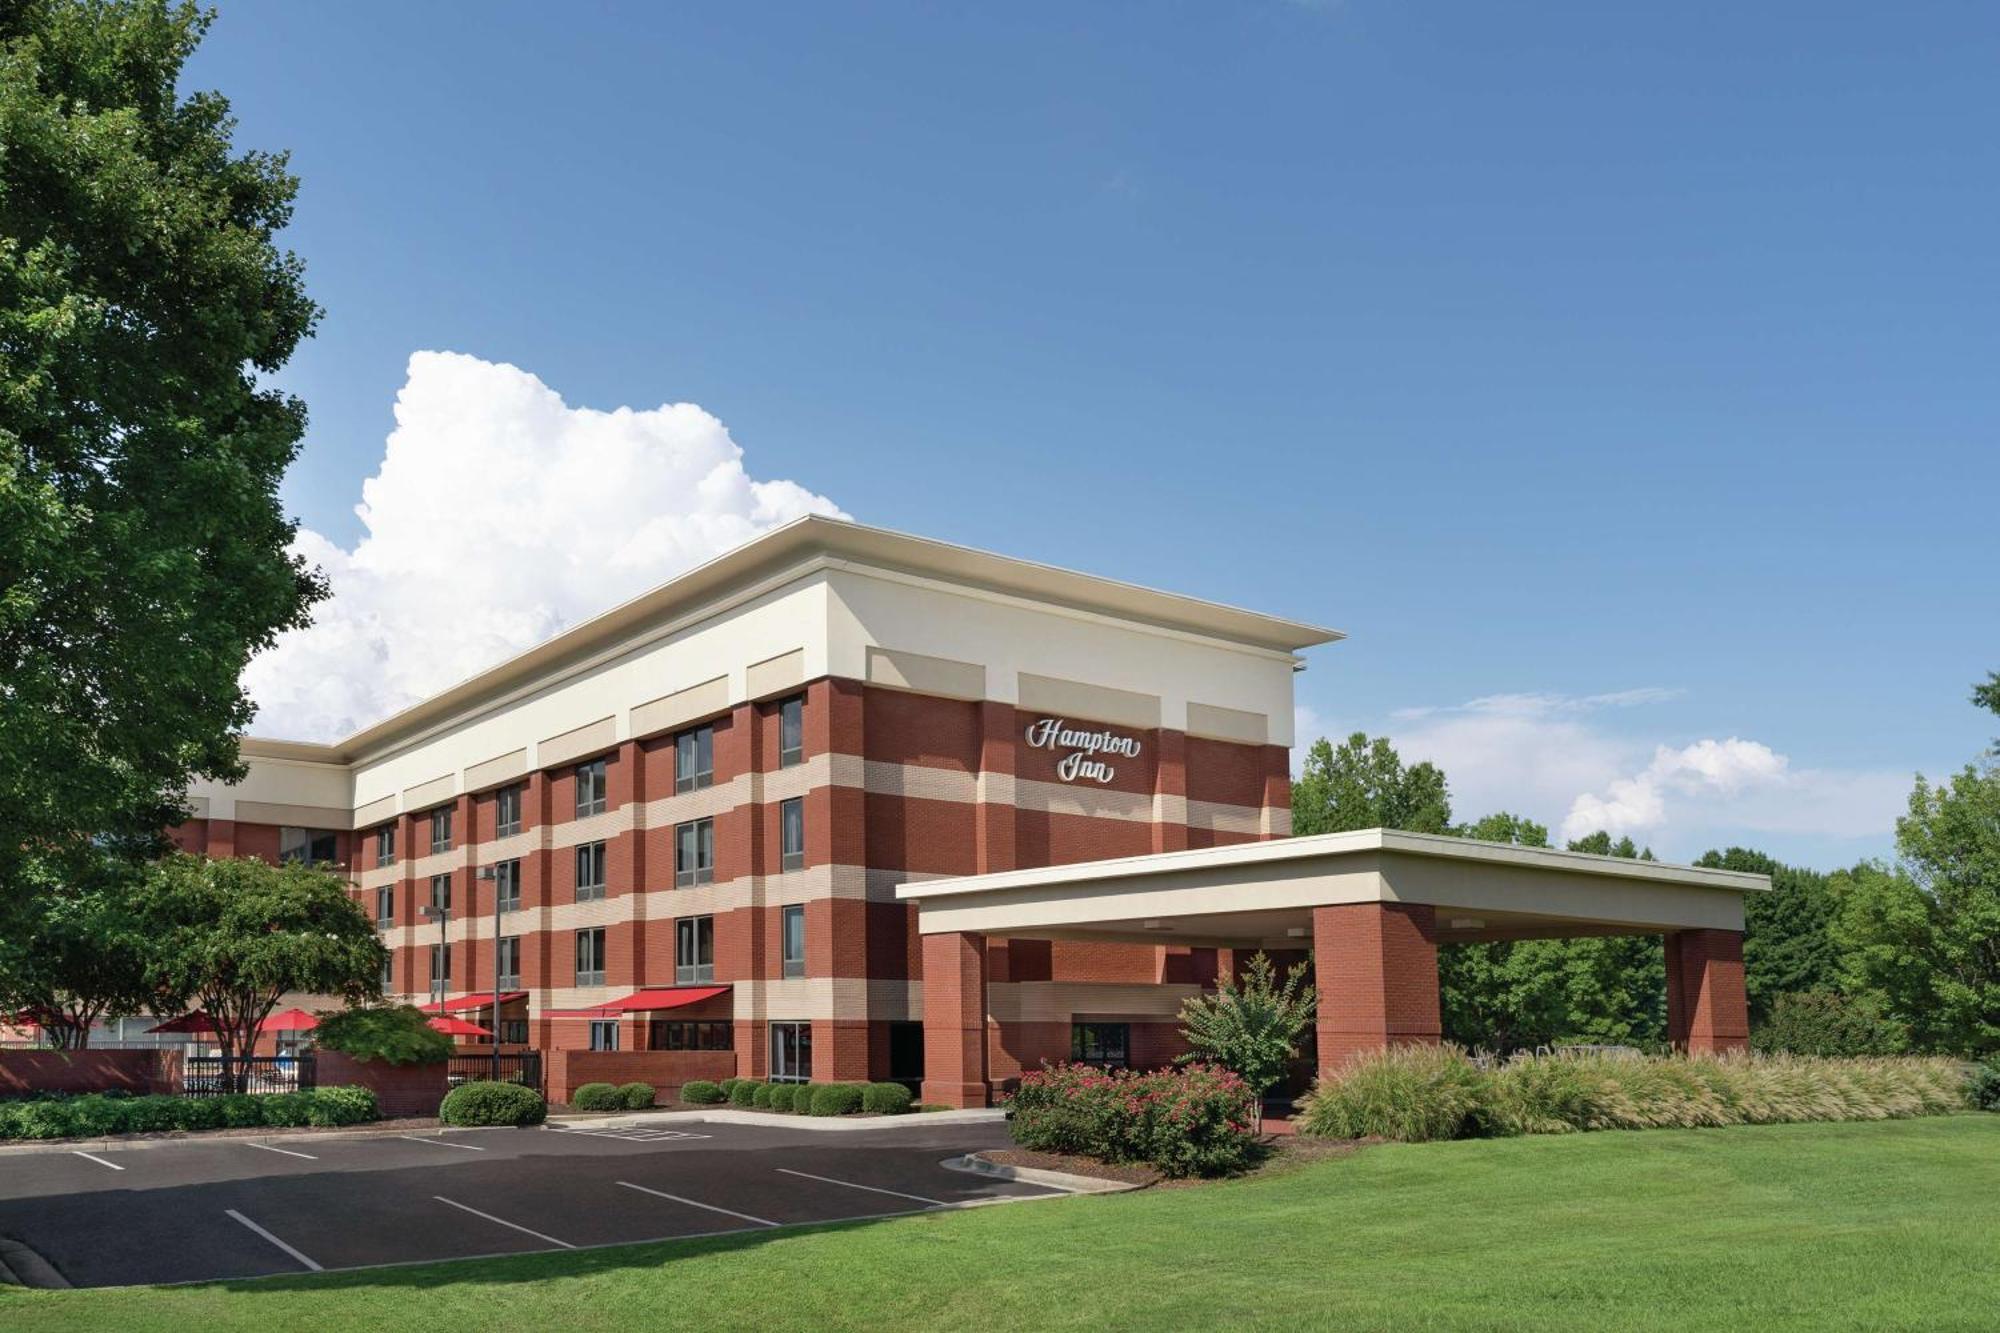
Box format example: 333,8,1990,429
1665,928,1751,1053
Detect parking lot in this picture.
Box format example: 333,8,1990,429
0,1118,1063,1288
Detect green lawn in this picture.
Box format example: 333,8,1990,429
5,1117,1996,1331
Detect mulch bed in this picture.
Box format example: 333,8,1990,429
977,1134,1366,1189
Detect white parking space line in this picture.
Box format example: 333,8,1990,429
774,1168,946,1207
616,1180,777,1228
226,1208,323,1272
244,1142,318,1160
434,1196,575,1249
401,1135,485,1151
70,1151,124,1171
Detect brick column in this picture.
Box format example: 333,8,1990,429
920,930,989,1108
1665,929,1750,1053
974,702,1017,873
1313,902,1441,1077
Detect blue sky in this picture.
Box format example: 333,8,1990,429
188,3,1997,868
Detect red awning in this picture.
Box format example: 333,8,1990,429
419,992,527,1014
544,985,729,1017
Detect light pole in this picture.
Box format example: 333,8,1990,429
477,864,502,1081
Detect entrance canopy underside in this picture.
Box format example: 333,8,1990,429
896,829,1770,949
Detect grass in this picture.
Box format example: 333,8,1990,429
4,1117,1996,1330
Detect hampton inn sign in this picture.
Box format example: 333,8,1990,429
173,516,1762,1107
1023,717,1145,784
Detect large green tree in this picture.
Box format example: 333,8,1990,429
0,1,323,902
1292,732,1452,836
137,855,386,1089
0,852,155,1048
1834,764,2000,1056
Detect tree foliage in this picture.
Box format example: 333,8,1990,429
1292,732,1452,836
0,0,323,903
1175,951,1316,1099
136,855,386,1089
1834,764,2000,1056
0,852,155,1048
1694,846,1842,1024
312,1004,454,1066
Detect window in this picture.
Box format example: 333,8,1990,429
575,759,608,818
496,784,522,838
779,797,805,872
649,1020,732,1051
375,886,394,927
675,724,714,792
675,818,715,886
1071,1022,1131,1068
782,905,806,978
574,841,607,901
496,936,521,990
495,859,521,912
589,1020,619,1052
429,873,452,912
675,916,715,984
498,1018,528,1046
430,807,453,854
430,943,451,990
779,696,805,767
574,928,606,986
376,825,397,866
769,1021,812,1083
380,955,394,992
279,827,338,865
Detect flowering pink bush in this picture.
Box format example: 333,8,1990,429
1005,1062,1263,1177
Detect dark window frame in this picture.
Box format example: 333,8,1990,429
430,807,454,855
574,927,607,987
375,886,394,927
574,841,607,902
778,696,805,768
1071,1022,1131,1068
279,827,339,865
575,759,608,818
781,904,806,978
496,784,523,838
429,873,452,912
648,1019,733,1051
779,796,806,872
675,915,715,984
675,724,715,793
376,825,396,867
675,817,715,887
496,935,521,990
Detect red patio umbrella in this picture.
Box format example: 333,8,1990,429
260,1008,319,1033
427,1016,492,1039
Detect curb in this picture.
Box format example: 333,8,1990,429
547,1107,1007,1134
941,1153,1142,1195
0,1123,513,1158
0,1238,71,1289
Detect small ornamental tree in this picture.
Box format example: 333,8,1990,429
1176,951,1316,1102
137,854,387,1091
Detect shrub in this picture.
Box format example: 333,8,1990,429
1007,1062,1261,1177
681,1080,725,1105
617,1082,657,1110
765,1084,797,1112
306,1086,379,1127
217,1093,264,1128
729,1079,760,1107
259,1092,313,1128
12,1100,77,1140
440,1080,547,1127
65,1094,130,1137
1297,1047,1975,1143
571,1082,622,1112
122,1095,185,1134
750,1082,776,1108
1752,991,1907,1057
1297,1044,1490,1143
173,1097,227,1132
862,1082,914,1115
313,1005,456,1065
718,1077,745,1096
809,1083,867,1116
1971,1059,2000,1112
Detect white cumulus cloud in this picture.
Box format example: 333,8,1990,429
1560,738,1788,841
245,351,847,741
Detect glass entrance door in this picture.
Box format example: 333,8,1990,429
769,1021,812,1083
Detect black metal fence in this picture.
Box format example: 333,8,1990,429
447,1052,541,1092
182,1054,317,1097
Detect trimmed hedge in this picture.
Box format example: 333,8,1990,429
862,1082,914,1115
718,1077,746,1097
1298,1045,1976,1143
729,1080,760,1107
1006,1063,1260,1178
765,1084,798,1113
681,1080,725,1105
617,1082,657,1110
750,1082,776,1108
0,1087,380,1141
441,1080,547,1127
808,1083,867,1117
571,1082,622,1112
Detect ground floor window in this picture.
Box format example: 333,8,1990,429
589,1020,619,1052
650,1020,733,1051
1071,1021,1130,1068
769,1020,812,1083
498,1018,529,1046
